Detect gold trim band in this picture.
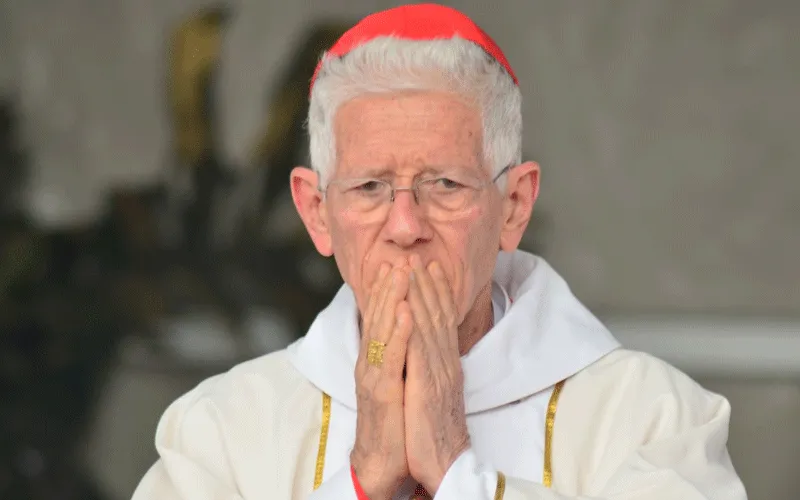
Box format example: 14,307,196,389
494,471,507,500
543,380,565,488
316,381,564,491
314,393,332,490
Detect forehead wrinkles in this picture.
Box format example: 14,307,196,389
333,92,484,173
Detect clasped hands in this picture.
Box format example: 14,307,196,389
351,255,471,499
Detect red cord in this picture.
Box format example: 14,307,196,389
350,466,371,500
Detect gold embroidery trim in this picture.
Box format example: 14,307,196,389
314,382,564,492
494,471,507,500
313,393,332,490
543,380,565,488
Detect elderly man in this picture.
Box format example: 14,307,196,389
132,4,747,500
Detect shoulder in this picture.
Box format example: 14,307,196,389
575,348,711,393
141,351,325,495
155,349,321,441
182,349,314,402
550,356,746,497
563,348,731,431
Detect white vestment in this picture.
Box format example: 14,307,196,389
131,251,747,500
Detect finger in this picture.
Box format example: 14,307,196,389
360,263,390,349
373,268,409,345
429,261,459,352
367,264,397,339
363,263,389,330
404,322,426,385
428,261,456,329
409,254,443,327
407,270,435,347
381,300,413,379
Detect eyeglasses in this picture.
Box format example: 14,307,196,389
321,165,512,222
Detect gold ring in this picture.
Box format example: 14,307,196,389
366,340,387,367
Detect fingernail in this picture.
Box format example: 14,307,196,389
409,270,415,282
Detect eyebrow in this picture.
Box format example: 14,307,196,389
344,165,482,178
355,167,397,178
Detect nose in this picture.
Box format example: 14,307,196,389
382,189,430,248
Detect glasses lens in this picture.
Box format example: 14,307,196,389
336,180,389,213
419,179,478,215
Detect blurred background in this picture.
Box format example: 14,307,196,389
0,1,798,499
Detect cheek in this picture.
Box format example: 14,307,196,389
447,208,502,308
459,205,500,258
329,213,383,303
328,216,363,281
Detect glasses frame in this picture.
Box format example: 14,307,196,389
319,164,513,207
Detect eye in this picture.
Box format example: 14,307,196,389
353,180,384,192
433,178,465,190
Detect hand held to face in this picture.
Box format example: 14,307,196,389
351,263,413,499
403,256,471,495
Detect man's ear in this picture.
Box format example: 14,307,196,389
499,161,540,252
290,166,333,256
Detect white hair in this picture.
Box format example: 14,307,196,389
307,36,522,188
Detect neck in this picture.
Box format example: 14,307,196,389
457,282,494,356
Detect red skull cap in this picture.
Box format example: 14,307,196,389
309,3,517,94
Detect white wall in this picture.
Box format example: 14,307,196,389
607,316,800,378
2,0,799,315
